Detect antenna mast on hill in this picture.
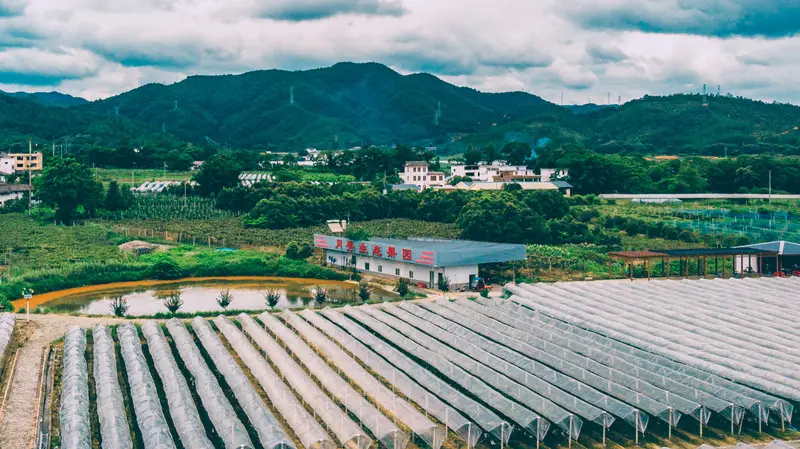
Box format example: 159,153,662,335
561,92,564,106
114,106,120,116
618,96,621,106
434,101,441,125
290,86,295,106
174,100,179,111
702,84,709,107
717,85,721,97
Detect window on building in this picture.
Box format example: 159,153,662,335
365,262,370,271
409,270,414,279
395,268,400,276
378,265,383,273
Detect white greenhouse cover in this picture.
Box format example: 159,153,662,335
307,308,490,447
281,311,446,449
93,325,132,449
237,313,372,449
60,326,90,449
0,313,14,360
343,306,547,442
166,318,252,449
258,312,409,449
192,317,296,449
214,316,335,449
118,323,176,449
141,322,214,449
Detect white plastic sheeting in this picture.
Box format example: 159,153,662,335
0,313,14,359
281,310,446,449
308,309,491,447
505,283,800,406
166,319,252,449
60,326,91,449
413,300,649,431
343,306,546,442
214,316,335,449
237,313,372,449
141,322,214,449
192,317,295,449
117,323,176,449
478,299,791,423
258,312,409,449
470,297,767,425
387,303,587,438
93,325,132,449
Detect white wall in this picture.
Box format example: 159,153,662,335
325,251,478,287
0,192,23,206
0,157,14,176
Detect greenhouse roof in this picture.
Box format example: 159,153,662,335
736,241,800,256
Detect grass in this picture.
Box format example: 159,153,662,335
95,168,192,185
97,217,461,250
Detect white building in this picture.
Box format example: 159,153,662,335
315,235,526,288
1,155,15,177
450,162,538,182
402,161,445,189
540,168,568,182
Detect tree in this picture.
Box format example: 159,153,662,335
503,183,522,192
464,146,483,165
437,275,451,293
104,181,126,211
501,142,533,165
482,144,500,164
456,192,546,243
296,243,314,259
192,153,243,196
448,176,472,186
36,157,104,224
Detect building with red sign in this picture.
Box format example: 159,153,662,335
314,234,526,288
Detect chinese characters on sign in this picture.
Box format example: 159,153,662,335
315,235,434,265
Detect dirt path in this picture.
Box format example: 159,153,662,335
0,314,129,449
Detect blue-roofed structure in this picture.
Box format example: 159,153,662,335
314,234,525,288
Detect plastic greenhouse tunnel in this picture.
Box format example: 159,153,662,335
93,325,133,449
60,326,91,449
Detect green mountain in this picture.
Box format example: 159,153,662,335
87,62,570,149
580,94,800,156
1,90,88,107
0,93,176,152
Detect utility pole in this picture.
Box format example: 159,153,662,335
769,169,772,204
28,139,32,214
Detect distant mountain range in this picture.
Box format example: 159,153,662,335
3,62,800,156
1,90,88,108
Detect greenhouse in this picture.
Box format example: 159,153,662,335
48,278,800,449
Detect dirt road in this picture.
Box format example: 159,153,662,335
0,314,128,449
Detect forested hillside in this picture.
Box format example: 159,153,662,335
3,63,800,158
0,90,88,107
85,62,567,149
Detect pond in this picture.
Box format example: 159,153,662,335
28,277,397,316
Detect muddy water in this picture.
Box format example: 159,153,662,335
21,277,396,316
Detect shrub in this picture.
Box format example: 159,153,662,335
162,292,184,315
264,289,281,309
150,256,183,280
285,242,299,259
358,281,371,301
216,289,234,310
395,278,410,297
437,276,451,293
109,295,129,317
313,286,329,305
479,289,489,298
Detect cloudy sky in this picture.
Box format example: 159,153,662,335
1,0,800,103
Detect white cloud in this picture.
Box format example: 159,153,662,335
0,0,799,104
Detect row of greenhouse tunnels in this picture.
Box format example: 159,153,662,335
1,276,799,449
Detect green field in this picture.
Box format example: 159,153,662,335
95,168,192,185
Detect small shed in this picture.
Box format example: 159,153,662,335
735,241,800,275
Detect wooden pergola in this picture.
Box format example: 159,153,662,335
608,248,779,280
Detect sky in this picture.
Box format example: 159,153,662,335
1,0,800,103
